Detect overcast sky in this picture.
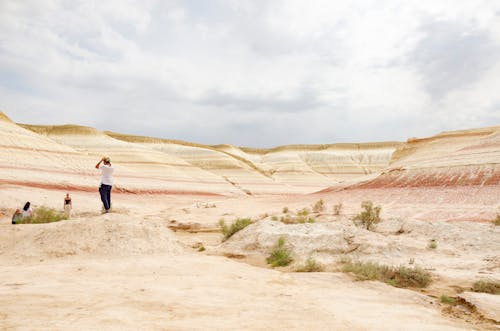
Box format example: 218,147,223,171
1,0,500,147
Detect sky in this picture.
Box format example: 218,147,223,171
1,0,500,147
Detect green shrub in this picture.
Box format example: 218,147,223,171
352,201,381,230
282,207,289,214
16,206,68,224
428,239,437,249
472,280,500,294
266,237,293,267
494,214,500,226
219,218,253,241
333,203,343,216
342,260,431,288
295,257,324,272
440,295,457,304
312,199,325,213
271,215,279,221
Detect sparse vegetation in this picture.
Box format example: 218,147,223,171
428,239,437,249
295,257,324,272
472,280,500,294
493,214,500,226
219,218,253,241
352,201,381,230
198,244,206,252
280,215,315,224
16,206,68,224
333,202,343,216
341,260,431,288
282,207,289,214
271,215,279,221
266,237,293,267
297,208,310,216
312,199,325,213
440,295,457,304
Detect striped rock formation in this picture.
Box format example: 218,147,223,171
354,126,500,189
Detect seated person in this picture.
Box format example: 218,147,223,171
12,209,22,224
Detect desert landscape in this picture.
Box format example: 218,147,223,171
0,111,498,330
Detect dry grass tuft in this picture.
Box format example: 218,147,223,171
295,257,324,272
472,280,500,294
341,260,431,288
16,206,68,224
333,202,343,216
312,199,325,213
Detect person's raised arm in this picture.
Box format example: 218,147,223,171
95,157,104,169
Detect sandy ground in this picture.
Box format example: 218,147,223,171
1,186,499,330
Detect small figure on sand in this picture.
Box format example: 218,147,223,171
22,201,33,218
11,209,22,224
63,193,72,218
95,156,114,213
12,202,33,224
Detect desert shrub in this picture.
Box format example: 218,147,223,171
333,203,343,216
282,207,289,214
352,201,381,230
312,199,325,213
295,257,324,272
271,215,279,221
198,244,206,252
219,218,253,241
395,266,432,288
342,260,431,288
440,295,457,304
428,239,437,249
494,214,500,226
17,206,68,224
280,215,315,224
472,280,500,294
266,237,293,267
297,208,310,216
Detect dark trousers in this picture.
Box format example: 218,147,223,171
99,184,112,210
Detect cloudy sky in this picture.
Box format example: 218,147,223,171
1,0,499,147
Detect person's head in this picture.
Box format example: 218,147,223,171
66,193,70,198
103,156,111,165
23,201,30,211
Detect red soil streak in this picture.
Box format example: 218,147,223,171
352,169,500,189
0,180,223,196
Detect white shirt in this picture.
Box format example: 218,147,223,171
99,164,114,185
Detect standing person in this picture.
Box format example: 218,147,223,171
95,157,114,213
63,193,72,218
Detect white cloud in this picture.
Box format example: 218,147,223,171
0,0,499,147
